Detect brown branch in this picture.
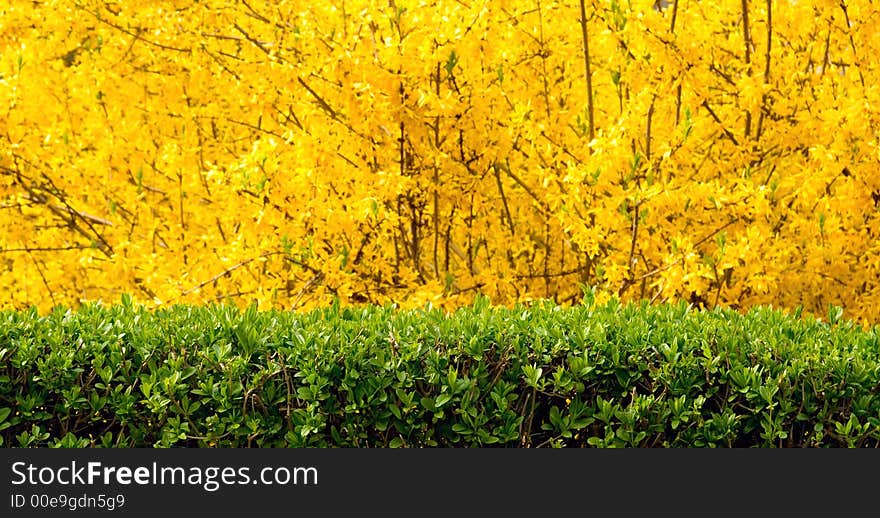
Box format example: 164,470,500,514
29,253,57,307
297,77,339,119
1,245,92,253
741,0,752,65
273,104,305,132
240,0,273,25
493,164,516,236
297,76,377,145
578,0,596,142
201,46,242,80
839,2,866,88
635,218,739,282
762,0,773,80
741,0,752,139
22,169,115,256
433,62,441,279
627,200,641,275
709,63,738,87
47,204,113,227
646,95,657,162
756,0,772,141
182,251,283,296
540,131,583,165
497,159,551,218
232,23,274,55
701,100,740,146
83,7,190,53
290,272,326,310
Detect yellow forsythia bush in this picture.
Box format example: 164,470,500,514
1,0,878,323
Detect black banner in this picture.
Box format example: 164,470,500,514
1,448,875,516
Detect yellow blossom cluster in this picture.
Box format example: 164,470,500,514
1,0,878,324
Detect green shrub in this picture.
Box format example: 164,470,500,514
1,295,879,447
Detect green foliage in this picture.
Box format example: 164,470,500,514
1,298,879,447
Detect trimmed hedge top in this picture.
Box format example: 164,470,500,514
1,295,879,447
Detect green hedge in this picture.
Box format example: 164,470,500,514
1,295,879,447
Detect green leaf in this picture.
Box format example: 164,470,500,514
522,364,543,388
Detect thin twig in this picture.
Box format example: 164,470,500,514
636,218,739,282
701,100,740,146
182,251,282,296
